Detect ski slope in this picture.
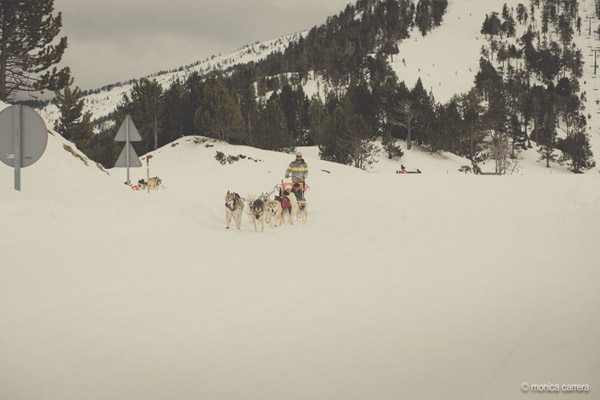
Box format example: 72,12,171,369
575,0,600,174
387,0,522,103
1,128,599,400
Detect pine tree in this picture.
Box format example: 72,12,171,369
238,81,258,146
130,79,163,151
160,79,188,144
535,100,558,168
193,77,245,143
0,0,70,101
52,79,94,151
255,94,294,152
382,130,404,160
415,0,433,36
516,3,528,24
308,95,326,145
558,116,596,173
319,101,353,165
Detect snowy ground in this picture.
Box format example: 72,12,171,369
1,132,599,400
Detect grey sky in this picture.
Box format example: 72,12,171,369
54,0,351,90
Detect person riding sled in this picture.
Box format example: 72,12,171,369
285,151,308,197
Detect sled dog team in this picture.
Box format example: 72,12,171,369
225,151,309,232
225,189,307,232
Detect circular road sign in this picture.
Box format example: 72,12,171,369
0,105,48,168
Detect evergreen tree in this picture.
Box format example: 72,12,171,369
130,79,163,151
481,12,502,39
558,122,596,173
280,84,309,145
457,89,486,162
411,79,436,148
160,79,188,144
238,81,258,146
533,90,558,168
193,77,245,143
255,94,294,152
308,95,327,145
319,100,353,165
434,99,461,153
382,130,404,160
0,0,70,101
516,3,528,24
415,0,433,36
52,78,93,151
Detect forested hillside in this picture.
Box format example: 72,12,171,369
55,0,448,168
49,0,595,174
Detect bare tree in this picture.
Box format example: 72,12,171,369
389,99,416,149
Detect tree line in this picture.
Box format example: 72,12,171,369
60,0,594,173
6,0,592,174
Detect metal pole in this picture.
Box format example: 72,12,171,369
125,117,130,185
146,156,150,193
588,16,594,36
13,105,22,191
595,50,599,75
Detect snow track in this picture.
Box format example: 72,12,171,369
1,135,599,400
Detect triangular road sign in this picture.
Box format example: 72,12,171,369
115,115,142,142
114,143,142,168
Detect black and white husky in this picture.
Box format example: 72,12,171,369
247,197,267,232
225,191,244,230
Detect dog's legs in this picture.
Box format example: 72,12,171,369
226,210,232,229
237,210,243,230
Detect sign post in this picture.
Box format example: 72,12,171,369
114,115,142,185
14,106,22,191
146,154,153,193
0,105,48,191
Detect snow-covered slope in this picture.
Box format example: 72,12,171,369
1,134,599,400
388,0,600,169
388,0,521,103
574,1,600,172
0,100,111,197
40,33,305,127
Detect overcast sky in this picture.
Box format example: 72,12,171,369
53,0,351,90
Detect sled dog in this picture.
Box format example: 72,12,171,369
225,191,244,230
282,191,300,225
297,199,308,222
247,197,267,232
265,200,283,227
138,177,161,190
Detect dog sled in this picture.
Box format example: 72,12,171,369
276,180,308,198
276,180,308,210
